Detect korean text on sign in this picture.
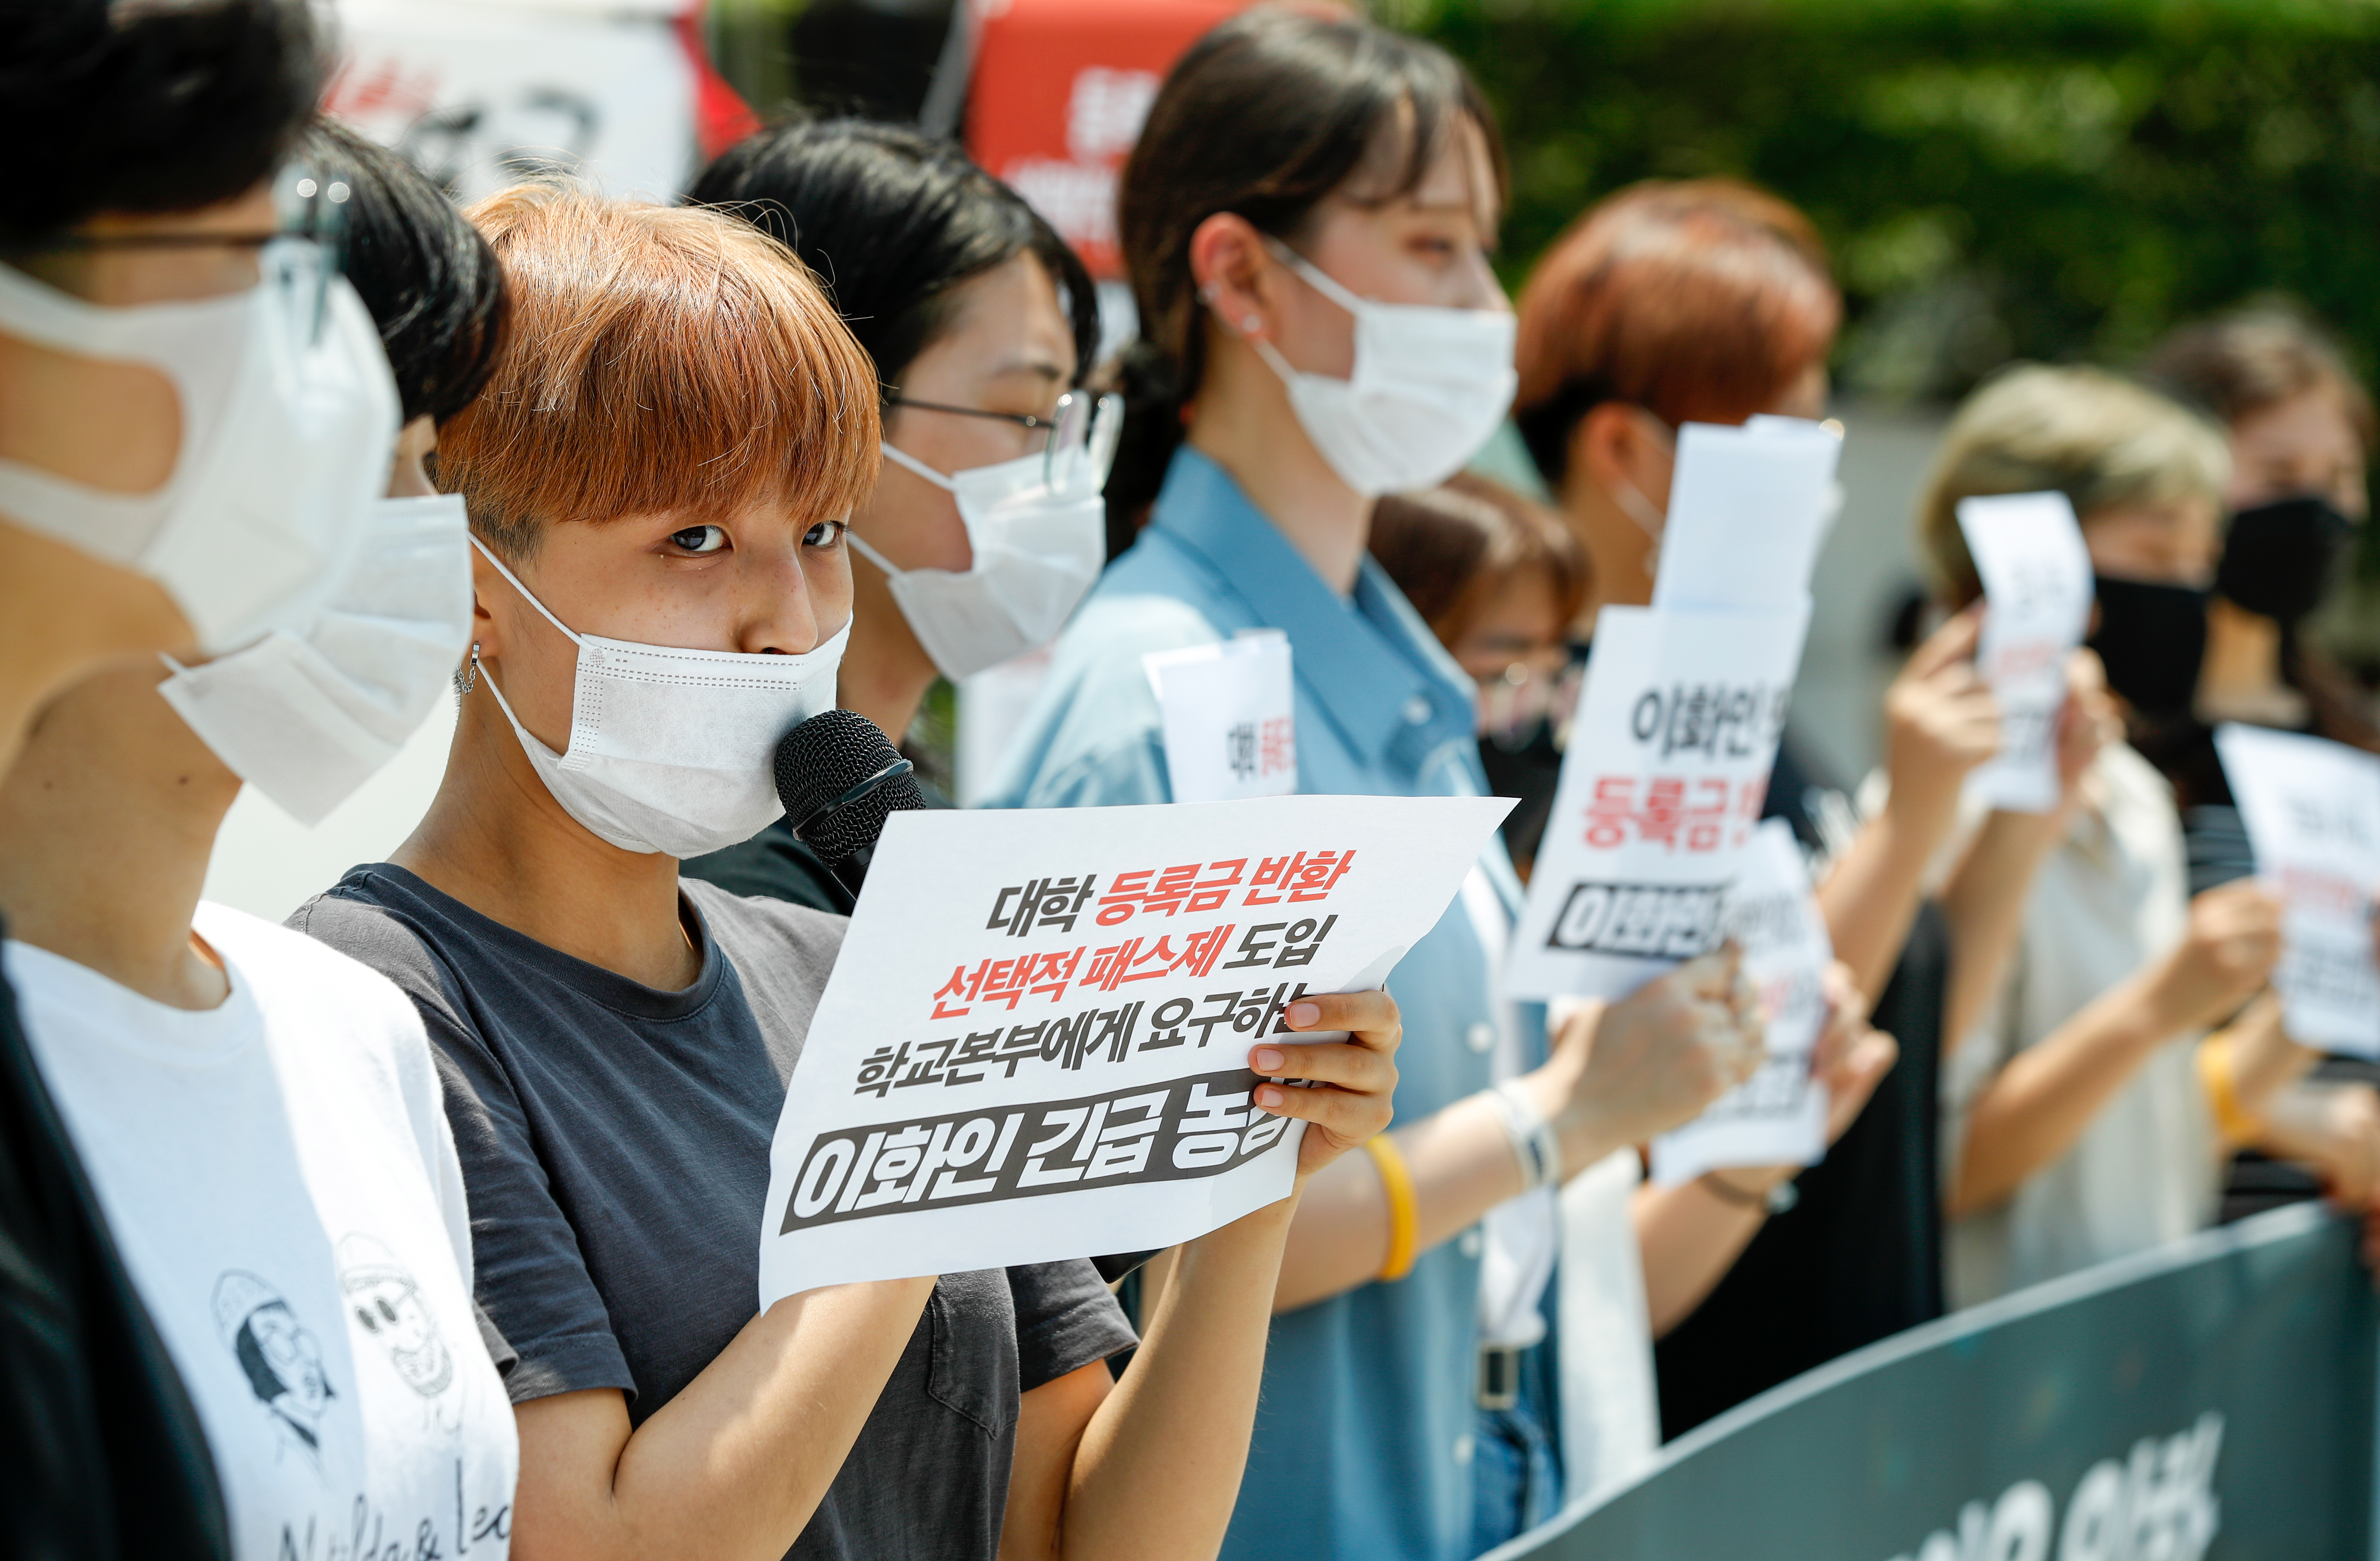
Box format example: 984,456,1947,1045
1651,819,1835,1183
2215,724,2380,1057
1144,630,1298,803
1508,601,1812,1003
1958,492,2094,814
758,792,1511,1300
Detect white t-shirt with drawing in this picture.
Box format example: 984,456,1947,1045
7,901,517,1559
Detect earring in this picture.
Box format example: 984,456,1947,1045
453,641,481,701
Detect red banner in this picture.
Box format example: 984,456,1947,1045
965,0,1254,279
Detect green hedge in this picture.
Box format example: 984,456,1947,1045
1413,0,2380,403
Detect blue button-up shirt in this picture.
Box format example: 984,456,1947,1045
986,448,1544,1561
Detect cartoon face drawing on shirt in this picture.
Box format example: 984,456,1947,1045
337,1233,454,1400
212,1270,335,1472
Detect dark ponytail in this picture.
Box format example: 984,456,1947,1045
1106,9,1506,540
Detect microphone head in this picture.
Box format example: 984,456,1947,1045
774,709,926,867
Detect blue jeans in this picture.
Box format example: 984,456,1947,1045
1469,1341,1562,1556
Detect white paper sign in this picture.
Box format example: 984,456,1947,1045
757,793,1512,1299
1649,820,1834,1183
327,0,699,204
2214,724,2380,1057
1143,631,1298,803
1958,492,2095,813
1653,418,1843,615
1508,601,1813,1002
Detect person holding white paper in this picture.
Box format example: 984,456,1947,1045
1511,177,1938,1440
295,186,1401,1561
989,17,1766,1555
683,121,1114,914
1908,365,2358,1304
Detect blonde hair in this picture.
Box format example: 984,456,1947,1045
1918,364,2229,607
438,183,881,559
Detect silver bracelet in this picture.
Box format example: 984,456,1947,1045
1488,1080,1563,1192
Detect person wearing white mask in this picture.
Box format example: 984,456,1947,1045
161,118,501,827
292,183,1404,1561
0,105,525,1560
680,121,1116,911
0,6,344,1552
985,15,1772,1560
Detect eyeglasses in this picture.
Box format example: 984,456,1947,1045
15,163,351,345
1477,656,1584,750
887,389,1124,493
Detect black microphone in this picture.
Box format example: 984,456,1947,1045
774,709,927,869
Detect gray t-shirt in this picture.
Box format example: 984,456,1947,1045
292,865,1134,1561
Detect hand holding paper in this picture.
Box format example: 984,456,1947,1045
1651,820,1838,1183
756,792,1510,1300
1550,948,1768,1164
1247,987,1399,1181
2212,723,2376,1053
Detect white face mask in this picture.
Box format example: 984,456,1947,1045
0,246,399,653
1240,241,1516,498
467,536,849,859
159,494,474,826
855,391,1120,680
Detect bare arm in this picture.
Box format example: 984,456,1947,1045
998,989,1398,1561
1816,609,1999,997
1949,883,2280,1217
1635,965,1898,1336
1272,950,1766,1313
510,1277,934,1561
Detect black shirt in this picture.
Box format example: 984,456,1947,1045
1649,737,1950,1438
293,866,1135,1561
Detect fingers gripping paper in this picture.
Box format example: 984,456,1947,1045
1650,820,1834,1182
758,793,1511,1300
2214,724,2380,1056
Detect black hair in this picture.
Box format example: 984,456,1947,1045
687,118,1100,406
0,0,321,243
1109,10,1508,541
297,118,509,425
231,1315,286,1404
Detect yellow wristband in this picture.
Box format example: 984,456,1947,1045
1364,1134,1418,1283
2198,1032,2261,1149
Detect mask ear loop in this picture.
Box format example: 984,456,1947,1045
845,529,904,580
468,533,584,647
880,442,961,493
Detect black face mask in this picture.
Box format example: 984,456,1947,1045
2088,574,2208,718
2217,495,2354,623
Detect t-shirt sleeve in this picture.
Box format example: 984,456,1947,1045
291,890,638,1407
1006,1261,1136,1393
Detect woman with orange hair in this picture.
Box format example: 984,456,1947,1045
1510,178,2028,1436
296,184,1400,1561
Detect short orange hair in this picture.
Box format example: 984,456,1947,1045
1512,178,1841,487
439,183,880,558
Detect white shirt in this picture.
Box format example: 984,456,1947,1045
1556,1148,1659,1501
7,902,518,1559
1941,744,2217,1306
